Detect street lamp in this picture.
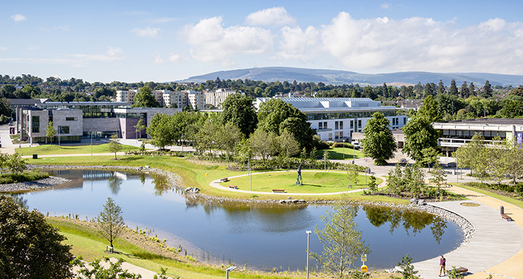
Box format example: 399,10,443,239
306,230,311,279
226,266,236,279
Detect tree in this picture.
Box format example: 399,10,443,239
257,98,316,150
250,128,278,165
97,197,125,249
134,118,146,139
469,82,475,97
46,121,57,144
6,152,27,174
347,164,359,188
72,257,143,279
311,200,370,278
220,94,258,137
147,113,175,150
361,112,397,165
460,81,469,98
278,129,300,169
0,196,73,279
368,175,378,193
402,116,439,163
482,80,493,98
437,80,445,95
398,254,419,279
131,86,160,108
449,79,458,96
418,95,442,123
108,134,122,160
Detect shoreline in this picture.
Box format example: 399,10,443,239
24,164,475,265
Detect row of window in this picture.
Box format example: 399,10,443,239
318,120,362,130
442,130,507,139
328,131,345,140
307,110,402,120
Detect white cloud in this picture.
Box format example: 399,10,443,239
245,7,296,27
183,17,273,65
380,3,391,9
168,54,182,63
273,26,320,61
11,14,26,22
154,55,165,64
131,26,160,38
318,12,523,74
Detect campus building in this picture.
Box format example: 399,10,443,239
433,118,523,156
15,101,181,144
205,89,241,108
255,97,407,142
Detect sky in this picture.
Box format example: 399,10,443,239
2,0,523,83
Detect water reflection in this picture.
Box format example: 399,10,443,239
363,206,448,244
27,169,462,269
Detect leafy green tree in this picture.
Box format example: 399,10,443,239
257,98,316,150
402,116,439,163
346,164,359,188
437,80,445,94
482,80,493,98
508,86,523,97
147,113,176,150
449,79,458,96
428,164,447,194
131,86,160,108
361,112,397,165
311,200,370,278
404,164,425,198
387,164,405,195
72,257,142,279
397,254,419,279
418,95,442,123
220,94,258,137
368,175,378,193
0,196,73,279
46,121,57,144
5,152,27,174
250,128,278,165
97,197,125,250
278,129,300,169
108,134,122,160
421,147,440,169
215,122,243,165
134,118,146,139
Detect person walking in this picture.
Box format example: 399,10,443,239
439,255,446,276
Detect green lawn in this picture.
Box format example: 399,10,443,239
28,155,407,204
318,147,363,160
48,218,297,279
456,184,523,209
18,143,140,156
222,171,381,193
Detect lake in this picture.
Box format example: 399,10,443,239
18,169,463,270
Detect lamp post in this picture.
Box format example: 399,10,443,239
306,230,311,279
90,131,93,156
226,266,236,279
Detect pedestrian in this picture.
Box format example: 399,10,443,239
439,255,446,276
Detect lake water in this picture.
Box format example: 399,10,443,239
18,170,463,270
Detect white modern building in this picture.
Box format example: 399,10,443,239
187,90,205,110
205,89,241,108
116,89,138,103
255,97,407,142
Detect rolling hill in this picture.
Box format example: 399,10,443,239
181,67,523,86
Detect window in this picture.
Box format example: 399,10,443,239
328,133,333,140
335,132,339,139
335,121,338,130
66,117,78,121
340,121,343,129
340,131,344,138
358,120,362,128
59,126,69,134
350,121,354,129
319,122,323,129
32,116,39,133
324,122,328,129
403,118,406,125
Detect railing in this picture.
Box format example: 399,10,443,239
438,138,505,147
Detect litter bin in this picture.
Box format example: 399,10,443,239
33,154,38,159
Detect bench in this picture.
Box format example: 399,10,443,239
272,189,285,193
501,214,514,221
228,185,238,189
219,178,229,182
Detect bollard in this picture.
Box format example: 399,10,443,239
500,205,504,215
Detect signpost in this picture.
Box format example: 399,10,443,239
361,254,368,273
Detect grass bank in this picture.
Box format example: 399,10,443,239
47,217,302,279
0,170,49,184
27,154,407,204
18,143,140,156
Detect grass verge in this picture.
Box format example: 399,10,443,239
18,143,140,156
456,184,523,209
0,170,49,184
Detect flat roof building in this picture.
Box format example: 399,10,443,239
255,97,407,142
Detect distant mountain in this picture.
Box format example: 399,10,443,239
181,67,523,86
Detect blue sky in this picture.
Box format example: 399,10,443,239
2,0,523,83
